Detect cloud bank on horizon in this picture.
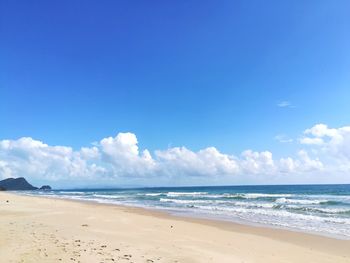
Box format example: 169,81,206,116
0,123,349,188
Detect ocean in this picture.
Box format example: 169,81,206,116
21,184,350,239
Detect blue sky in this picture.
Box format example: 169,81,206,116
1,1,350,187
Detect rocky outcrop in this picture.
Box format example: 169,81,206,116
39,185,52,190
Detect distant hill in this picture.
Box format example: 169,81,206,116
0,177,41,190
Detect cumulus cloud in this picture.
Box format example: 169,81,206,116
0,124,349,187
300,123,350,161
240,150,275,174
278,151,323,173
297,150,324,171
0,137,107,182
155,146,239,177
100,133,156,176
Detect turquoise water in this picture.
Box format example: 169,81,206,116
22,184,350,239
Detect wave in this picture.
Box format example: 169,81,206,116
160,198,275,209
192,204,350,225
160,198,213,204
306,195,350,205
275,198,348,206
92,194,124,199
166,192,208,197
275,198,327,205
320,200,344,205
144,193,163,196
243,193,293,199
233,201,275,209
164,192,294,199
58,191,85,195
282,205,350,214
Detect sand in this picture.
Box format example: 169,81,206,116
1,192,350,263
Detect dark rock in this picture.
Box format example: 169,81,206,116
0,186,5,191
0,177,38,190
39,185,52,190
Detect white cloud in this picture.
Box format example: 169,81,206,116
100,133,156,177
155,146,239,177
299,137,324,145
277,101,294,108
275,134,293,143
240,150,275,174
300,123,350,161
0,137,107,182
296,150,324,172
278,151,323,174
279,157,297,173
0,160,13,179
304,124,339,138
80,146,100,160
0,124,349,187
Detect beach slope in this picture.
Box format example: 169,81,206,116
0,192,349,263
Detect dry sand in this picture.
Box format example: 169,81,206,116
1,192,350,263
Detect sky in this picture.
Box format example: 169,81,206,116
1,1,350,188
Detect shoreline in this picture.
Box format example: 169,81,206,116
18,191,350,241
1,192,350,262
28,193,350,250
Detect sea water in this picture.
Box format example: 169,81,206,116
21,184,350,239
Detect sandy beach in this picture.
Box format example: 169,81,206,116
1,192,350,263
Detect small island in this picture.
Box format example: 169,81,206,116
39,185,52,190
